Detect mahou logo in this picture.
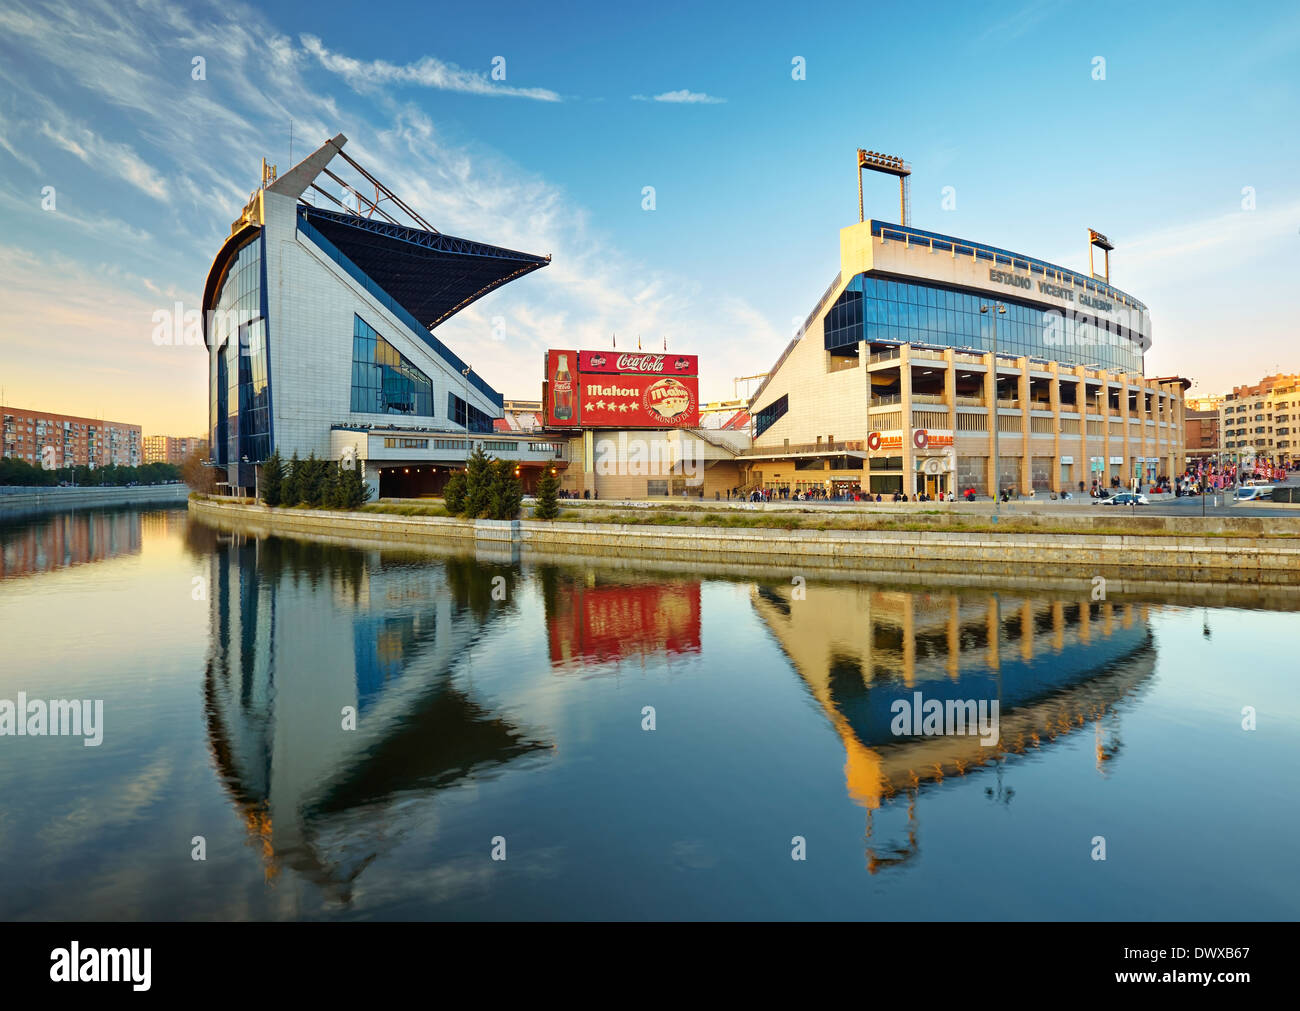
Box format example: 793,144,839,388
644,378,693,422
616,354,665,373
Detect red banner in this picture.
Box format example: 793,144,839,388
579,351,698,376
579,374,699,427
548,582,702,668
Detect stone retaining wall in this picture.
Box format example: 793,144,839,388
189,498,1300,584
0,484,189,519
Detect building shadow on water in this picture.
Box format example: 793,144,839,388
201,531,549,904
751,582,1157,873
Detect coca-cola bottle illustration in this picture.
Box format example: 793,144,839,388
553,354,574,421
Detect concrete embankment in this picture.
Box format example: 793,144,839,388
0,484,190,519
189,497,1300,585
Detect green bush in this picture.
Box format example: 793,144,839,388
443,471,467,514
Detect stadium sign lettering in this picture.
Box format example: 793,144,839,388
988,268,1031,290
586,383,639,397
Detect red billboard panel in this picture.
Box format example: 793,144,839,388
579,374,699,428
544,349,580,428
547,582,702,669
579,351,698,376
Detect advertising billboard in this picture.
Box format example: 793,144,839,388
578,351,698,377
544,349,579,428
544,349,701,428
580,373,699,427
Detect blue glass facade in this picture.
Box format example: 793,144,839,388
209,235,269,473
351,314,435,416
825,273,1144,375
754,394,789,438
448,392,494,434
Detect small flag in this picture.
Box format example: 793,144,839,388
663,335,667,351
612,333,616,348
637,334,641,350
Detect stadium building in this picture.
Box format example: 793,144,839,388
204,134,564,498
746,153,1188,498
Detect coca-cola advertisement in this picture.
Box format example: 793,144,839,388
544,349,581,427
579,350,698,376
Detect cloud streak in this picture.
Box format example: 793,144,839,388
301,35,562,102
632,90,726,104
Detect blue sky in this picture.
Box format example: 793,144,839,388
0,0,1297,434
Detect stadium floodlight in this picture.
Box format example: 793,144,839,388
857,148,912,225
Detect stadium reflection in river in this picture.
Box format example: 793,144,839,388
2,509,1296,920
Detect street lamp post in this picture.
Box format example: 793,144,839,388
980,303,1007,514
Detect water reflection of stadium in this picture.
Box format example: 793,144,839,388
751,582,1156,872
199,529,550,900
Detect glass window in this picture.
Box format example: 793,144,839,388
351,314,435,417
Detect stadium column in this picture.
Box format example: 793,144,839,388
1076,365,1091,491
1049,362,1061,494
861,340,871,491
984,352,997,497
1099,369,1112,487
1117,371,1131,488
1018,356,1031,495
900,344,914,496
1173,391,1181,473
943,349,956,493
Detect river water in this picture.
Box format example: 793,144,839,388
1,507,1297,920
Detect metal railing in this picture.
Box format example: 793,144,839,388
870,394,902,407
954,395,985,407
911,393,947,405
868,348,901,364
740,439,865,457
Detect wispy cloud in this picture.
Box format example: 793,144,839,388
38,114,169,202
632,90,726,104
300,34,562,102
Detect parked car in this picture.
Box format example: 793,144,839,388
1098,492,1149,506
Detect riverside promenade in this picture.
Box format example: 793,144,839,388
190,495,1300,587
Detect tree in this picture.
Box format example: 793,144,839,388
180,449,216,495
301,452,324,507
282,451,302,505
488,458,523,520
338,463,372,509
462,446,493,518
261,449,285,506
443,471,467,514
534,467,560,520
319,460,341,508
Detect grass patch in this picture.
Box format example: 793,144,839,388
361,503,451,518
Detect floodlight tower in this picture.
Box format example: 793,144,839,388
1087,228,1114,282
857,149,912,225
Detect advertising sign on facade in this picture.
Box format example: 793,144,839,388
544,349,580,428
579,374,700,428
868,429,953,452
579,351,698,376
545,349,701,428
